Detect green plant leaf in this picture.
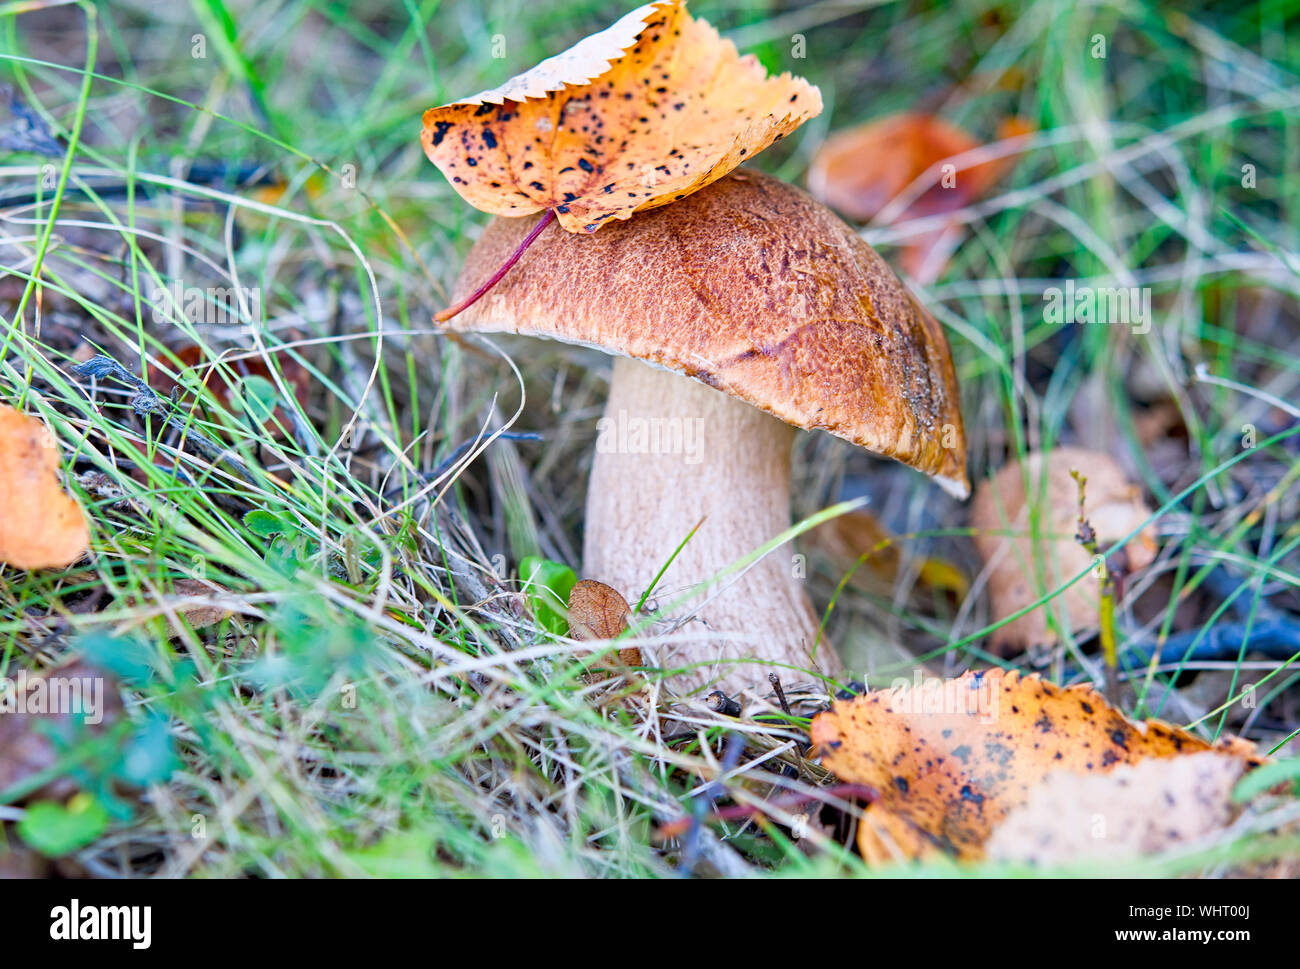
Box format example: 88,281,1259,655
244,509,289,537
118,713,180,787
264,533,320,577
249,604,376,694
1232,757,1300,803
519,556,577,636
77,633,156,685
234,374,279,424
18,793,110,857
345,830,439,877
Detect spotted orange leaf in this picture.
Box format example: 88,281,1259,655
0,405,89,570
420,0,821,233
809,669,1262,863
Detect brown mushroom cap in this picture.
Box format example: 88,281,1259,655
444,168,969,497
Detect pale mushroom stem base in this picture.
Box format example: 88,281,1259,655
584,356,841,698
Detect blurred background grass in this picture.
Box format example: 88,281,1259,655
0,0,1297,876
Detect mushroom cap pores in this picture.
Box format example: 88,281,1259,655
444,169,969,497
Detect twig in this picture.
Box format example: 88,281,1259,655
768,672,792,717
660,782,881,839
1070,469,1120,706
435,209,556,323
1,85,63,157
72,354,258,486
431,431,543,481
1124,619,1300,667
705,691,742,717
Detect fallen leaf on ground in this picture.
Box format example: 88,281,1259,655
0,661,122,802
970,446,1157,655
124,577,234,631
0,404,90,570
166,578,234,628
245,173,327,209
807,113,1031,281
0,843,49,878
1133,401,1187,447
421,0,821,233
809,668,1262,863
985,752,1245,867
808,509,968,599
519,555,578,636
568,578,643,668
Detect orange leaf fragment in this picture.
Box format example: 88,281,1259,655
0,405,89,570
420,0,821,233
807,113,1031,280
810,668,1262,863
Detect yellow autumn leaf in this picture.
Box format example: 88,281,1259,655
420,0,821,233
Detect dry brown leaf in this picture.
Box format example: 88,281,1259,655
809,668,1261,863
168,578,233,628
0,843,49,878
0,405,90,570
569,578,642,668
0,661,122,802
1133,401,1186,448
124,577,233,631
970,446,1157,654
807,114,1031,280
421,0,821,233
986,752,1245,867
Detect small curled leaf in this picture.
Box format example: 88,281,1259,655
568,579,642,668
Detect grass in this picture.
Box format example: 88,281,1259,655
0,0,1297,877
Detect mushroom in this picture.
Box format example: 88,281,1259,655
441,170,967,696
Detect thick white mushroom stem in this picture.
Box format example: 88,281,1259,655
584,356,842,698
